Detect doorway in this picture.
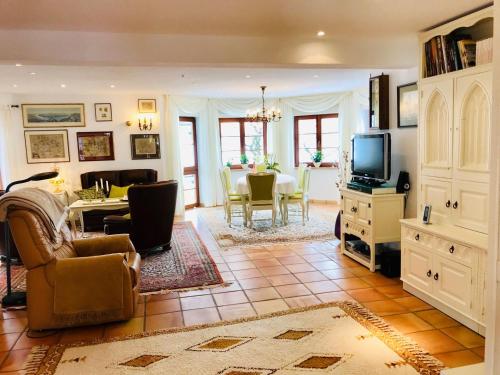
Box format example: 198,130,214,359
179,117,199,208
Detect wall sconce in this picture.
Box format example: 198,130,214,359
126,114,153,131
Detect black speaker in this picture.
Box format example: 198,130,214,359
396,171,410,194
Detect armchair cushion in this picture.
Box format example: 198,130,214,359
73,234,135,257
54,253,126,315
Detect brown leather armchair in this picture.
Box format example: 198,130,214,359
7,209,141,331
103,181,178,255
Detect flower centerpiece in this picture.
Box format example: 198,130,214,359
264,154,281,173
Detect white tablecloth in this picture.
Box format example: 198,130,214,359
235,174,296,195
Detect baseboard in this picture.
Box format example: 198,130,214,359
309,199,340,205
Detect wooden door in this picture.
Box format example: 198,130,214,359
402,243,434,293
179,117,200,208
420,177,452,223
451,181,489,234
433,255,473,316
453,71,491,183
420,81,454,179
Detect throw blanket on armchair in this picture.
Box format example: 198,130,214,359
0,188,68,242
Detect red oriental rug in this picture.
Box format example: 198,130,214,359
139,221,226,293
0,222,226,298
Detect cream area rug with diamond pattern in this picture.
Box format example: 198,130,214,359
26,302,443,375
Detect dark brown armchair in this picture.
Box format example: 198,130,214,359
104,181,178,255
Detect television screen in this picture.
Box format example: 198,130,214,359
351,133,390,180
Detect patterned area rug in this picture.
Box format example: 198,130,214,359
198,206,337,249
140,222,225,293
0,222,225,298
25,301,444,375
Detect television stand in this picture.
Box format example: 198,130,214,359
340,188,404,271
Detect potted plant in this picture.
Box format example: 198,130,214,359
311,151,323,168
264,154,281,173
225,160,232,168
240,154,249,169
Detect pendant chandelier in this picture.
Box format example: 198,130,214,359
246,86,282,124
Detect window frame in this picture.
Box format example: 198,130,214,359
219,117,268,169
294,113,339,168
179,116,200,209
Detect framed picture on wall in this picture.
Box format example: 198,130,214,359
24,130,70,164
397,82,418,128
22,103,85,128
77,131,115,161
94,103,112,122
131,134,161,159
138,99,156,113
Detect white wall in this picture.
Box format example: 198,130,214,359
387,68,419,218
2,94,165,196
364,68,419,218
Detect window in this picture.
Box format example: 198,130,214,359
219,118,267,168
179,117,199,208
294,114,340,167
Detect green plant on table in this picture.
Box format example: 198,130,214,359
264,154,281,173
311,150,323,163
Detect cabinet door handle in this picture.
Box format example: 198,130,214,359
361,229,365,235
426,270,432,277
452,201,458,209
434,273,439,281
445,200,451,208
354,207,358,213
345,223,349,228
449,245,455,254
350,207,355,212
415,234,420,241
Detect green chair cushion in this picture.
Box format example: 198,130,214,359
109,184,133,198
229,195,243,201
122,213,131,220
281,192,303,199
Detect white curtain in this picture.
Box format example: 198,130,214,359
163,91,367,214
277,92,368,174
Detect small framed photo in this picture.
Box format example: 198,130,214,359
94,103,112,122
138,99,156,113
397,82,418,128
24,130,70,164
22,103,85,128
131,134,161,160
77,131,115,161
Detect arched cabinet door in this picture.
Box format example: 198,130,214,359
453,71,492,183
420,81,453,179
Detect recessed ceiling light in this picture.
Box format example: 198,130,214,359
15,63,22,67
12,84,18,88
60,83,66,88
29,72,36,75
313,74,319,78
110,84,115,88
317,30,325,37
245,75,251,79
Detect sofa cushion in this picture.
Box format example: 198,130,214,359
108,184,133,199
120,169,157,186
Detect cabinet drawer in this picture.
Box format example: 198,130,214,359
402,227,432,249
402,226,473,267
343,219,371,242
435,240,473,267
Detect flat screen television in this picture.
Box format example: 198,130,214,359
351,133,391,183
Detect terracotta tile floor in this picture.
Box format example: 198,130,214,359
0,205,485,372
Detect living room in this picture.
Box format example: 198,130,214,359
0,1,498,374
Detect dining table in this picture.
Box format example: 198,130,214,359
235,173,297,225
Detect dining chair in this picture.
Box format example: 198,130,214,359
246,172,277,228
280,167,311,225
219,167,247,227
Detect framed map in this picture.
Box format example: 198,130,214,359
24,130,70,164
131,134,161,159
94,103,112,122
77,131,115,161
22,103,85,128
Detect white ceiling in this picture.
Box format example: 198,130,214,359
0,0,490,37
0,65,394,97
0,0,490,97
